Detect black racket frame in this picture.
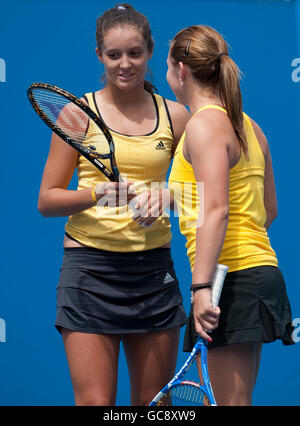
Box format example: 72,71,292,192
27,82,120,182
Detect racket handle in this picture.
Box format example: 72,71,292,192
211,264,228,308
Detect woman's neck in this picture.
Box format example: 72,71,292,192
186,85,223,115
101,83,150,110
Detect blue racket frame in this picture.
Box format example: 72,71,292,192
149,337,216,406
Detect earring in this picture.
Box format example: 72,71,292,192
179,78,184,86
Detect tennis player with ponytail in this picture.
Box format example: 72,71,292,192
38,4,189,405
167,25,294,405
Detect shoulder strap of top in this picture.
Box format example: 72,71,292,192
82,94,89,105
83,92,95,110
192,104,227,118
162,97,174,136
153,93,174,135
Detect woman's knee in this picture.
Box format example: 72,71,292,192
75,390,116,406
218,388,252,406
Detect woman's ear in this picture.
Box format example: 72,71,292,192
178,61,187,83
96,47,103,63
148,46,154,61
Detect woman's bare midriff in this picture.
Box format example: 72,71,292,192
64,234,88,247
63,234,171,248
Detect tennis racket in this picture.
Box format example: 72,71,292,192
149,263,228,406
27,83,121,182
28,82,155,227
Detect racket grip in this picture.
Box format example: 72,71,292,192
211,264,228,308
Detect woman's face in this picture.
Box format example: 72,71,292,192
166,49,185,104
98,25,152,91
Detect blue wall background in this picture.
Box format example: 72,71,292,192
0,0,299,406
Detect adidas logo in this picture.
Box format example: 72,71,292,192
163,272,175,284
155,141,166,150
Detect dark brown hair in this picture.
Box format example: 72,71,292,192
170,25,247,154
96,3,156,93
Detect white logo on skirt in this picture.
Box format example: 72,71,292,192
163,273,175,284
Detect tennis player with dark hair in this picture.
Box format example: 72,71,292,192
38,4,188,406
167,25,294,405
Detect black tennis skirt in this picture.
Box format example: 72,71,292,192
55,246,187,334
183,266,294,351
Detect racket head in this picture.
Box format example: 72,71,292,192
27,83,120,182
151,380,213,406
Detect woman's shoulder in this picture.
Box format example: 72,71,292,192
164,98,189,120
165,98,190,130
162,99,190,146
186,107,229,136
185,107,236,153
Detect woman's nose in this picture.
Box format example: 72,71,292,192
120,55,131,70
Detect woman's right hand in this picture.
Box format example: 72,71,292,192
192,289,221,343
95,181,137,207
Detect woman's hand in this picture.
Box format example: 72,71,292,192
193,289,221,343
95,181,136,207
130,188,171,227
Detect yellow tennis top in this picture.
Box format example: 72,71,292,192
168,105,278,272
65,92,174,252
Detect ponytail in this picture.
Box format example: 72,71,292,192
170,25,247,155
218,55,247,155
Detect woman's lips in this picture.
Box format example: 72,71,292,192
119,73,134,81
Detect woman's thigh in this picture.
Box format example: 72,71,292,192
198,342,263,406
62,328,121,406
122,327,181,406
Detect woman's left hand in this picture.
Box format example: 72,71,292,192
193,289,221,343
130,188,170,227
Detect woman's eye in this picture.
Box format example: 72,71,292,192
107,53,119,59
106,50,142,59
131,51,142,57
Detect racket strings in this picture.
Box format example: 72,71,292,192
159,383,211,406
31,89,111,156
